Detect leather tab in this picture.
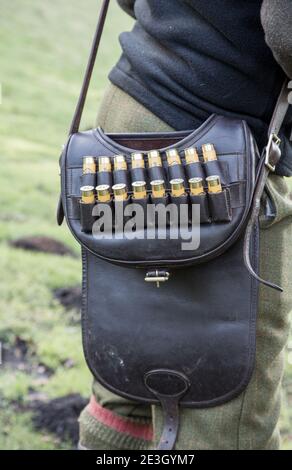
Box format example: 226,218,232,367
144,369,190,450
57,195,64,226
156,397,180,450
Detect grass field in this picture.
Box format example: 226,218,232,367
0,0,291,450
0,0,133,450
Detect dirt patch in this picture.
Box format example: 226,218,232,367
2,336,29,371
30,394,87,446
1,336,54,378
10,236,76,257
53,286,82,312
53,286,82,324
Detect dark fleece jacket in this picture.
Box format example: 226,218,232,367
118,0,292,79
114,0,292,175
261,0,292,79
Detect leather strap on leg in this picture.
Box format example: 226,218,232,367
144,369,190,450
156,396,180,450
243,134,283,292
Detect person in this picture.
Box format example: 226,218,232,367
79,0,292,450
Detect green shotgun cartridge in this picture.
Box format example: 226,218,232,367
184,147,199,164
202,143,217,162
189,177,205,196
82,156,96,174
150,180,166,198
132,181,147,200
206,175,222,194
148,150,162,168
170,178,185,197
113,183,128,201
80,185,95,204
96,184,111,203
99,156,112,173
114,155,127,171
131,152,145,169
166,148,182,166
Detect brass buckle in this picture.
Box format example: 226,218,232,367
145,270,170,288
265,133,281,172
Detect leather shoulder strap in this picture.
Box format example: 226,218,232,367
69,0,110,135
268,79,291,137
68,0,290,139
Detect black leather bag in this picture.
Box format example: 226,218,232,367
57,0,291,449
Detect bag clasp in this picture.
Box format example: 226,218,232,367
145,270,170,288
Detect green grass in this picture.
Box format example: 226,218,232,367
0,0,132,450
0,0,291,451
0,406,71,450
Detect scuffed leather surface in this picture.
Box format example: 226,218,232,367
81,230,259,406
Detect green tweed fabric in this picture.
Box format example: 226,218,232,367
78,408,151,450
96,83,173,134
79,83,292,450
90,381,152,422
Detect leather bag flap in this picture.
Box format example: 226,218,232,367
61,115,258,267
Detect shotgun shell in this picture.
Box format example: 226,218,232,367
98,156,112,172
150,180,166,198
114,154,127,171
82,156,96,174
206,175,222,194
189,177,205,196
96,184,111,203
113,183,128,201
148,150,162,168
170,178,185,197
132,181,147,200
131,152,145,169
184,147,199,164
166,148,182,166
80,185,95,204
202,143,217,162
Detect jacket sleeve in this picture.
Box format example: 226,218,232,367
117,0,136,19
261,0,292,78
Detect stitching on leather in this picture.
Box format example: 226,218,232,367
93,114,220,155
81,248,92,377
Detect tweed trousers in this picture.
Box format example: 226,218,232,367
79,83,292,450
